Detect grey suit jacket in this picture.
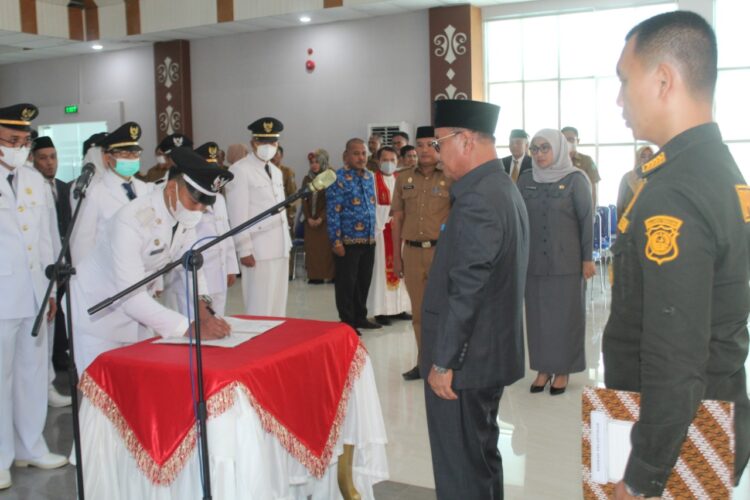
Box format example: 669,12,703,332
419,159,529,390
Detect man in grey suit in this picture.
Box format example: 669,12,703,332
420,99,529,499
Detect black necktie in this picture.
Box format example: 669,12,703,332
7,173,15,195
264,163,272,179
122,182,137,201
49,180,58,202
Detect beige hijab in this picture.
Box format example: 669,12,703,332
226,143,248,166
531,128,590,186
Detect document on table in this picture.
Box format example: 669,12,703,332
590,410,634,484
154,318,285,348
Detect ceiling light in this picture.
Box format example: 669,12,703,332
92,44,103,50
299,16,311,23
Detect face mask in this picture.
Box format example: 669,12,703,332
156,155,167,165
114,158,140,178
255,144,277,162
171,183,203,229
0,145,30,170
379,161,397,175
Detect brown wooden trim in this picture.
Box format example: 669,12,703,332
217,0,233,23
84,0,100,41
19,0,38,34
125,0,141,36
68,6,85,41
324,0,343,8
470,6,484,102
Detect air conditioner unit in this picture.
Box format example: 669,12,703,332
367,122,413,147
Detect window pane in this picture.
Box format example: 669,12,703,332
524,81,558,137
488,82,523,145
521,16,558,81
559,12,596,78
486,19,522,83
597,77,632,144
597,145,636,207
716,69,750,141
727,143,750,183
561,79,596,144
716,0,750,68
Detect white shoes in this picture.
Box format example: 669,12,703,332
48,386,72,408
14,452,68,470
0,469,10,490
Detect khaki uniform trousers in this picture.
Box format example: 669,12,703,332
402,244,435,362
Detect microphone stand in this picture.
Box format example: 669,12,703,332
88,184,318,500
30,187,89,500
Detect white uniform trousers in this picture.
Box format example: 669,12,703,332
163,290,228,318
240,258,289,317
0,317,50,469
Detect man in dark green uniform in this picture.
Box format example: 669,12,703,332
603,11,749,499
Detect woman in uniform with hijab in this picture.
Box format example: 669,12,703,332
517,129,595,395
301,149,335,284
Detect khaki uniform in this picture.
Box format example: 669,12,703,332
277,164,297,278
366,155,378,172
136,164,170,184
571,152,600,207
390,164,452,358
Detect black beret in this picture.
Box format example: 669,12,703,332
158,133,193,155
83,132,108,156
32,136,55,151
509,129,528,140
194,141,220,163
100,122,142,152
0,103,38,131
248,117,283,140
433,100,500,137
416,126,435,139
171,147,233,206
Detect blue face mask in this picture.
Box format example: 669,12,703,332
114,158,140,178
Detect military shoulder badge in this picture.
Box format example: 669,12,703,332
644,215,683,265
735,185,750,223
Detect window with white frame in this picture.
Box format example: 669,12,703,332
485,3,677,206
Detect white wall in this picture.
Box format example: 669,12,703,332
0,46,157,167
190,9,431,176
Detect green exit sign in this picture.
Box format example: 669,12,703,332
64,105,78,114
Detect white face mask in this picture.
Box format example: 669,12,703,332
171,183,203,229
156,155,167,165
255,144,277,162
0,145,31,170
379,161,397,175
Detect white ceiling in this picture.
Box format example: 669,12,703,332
0,0,529,66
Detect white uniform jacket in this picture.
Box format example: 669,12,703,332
0,166,57,319
69,168,152,265
72,189,205,343
224,153,291,261
164,193,239,297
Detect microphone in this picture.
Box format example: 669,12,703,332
73,163,96,199
308,169,337,192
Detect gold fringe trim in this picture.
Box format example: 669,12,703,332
79,341,368,484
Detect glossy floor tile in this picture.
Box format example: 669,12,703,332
2,268,748,499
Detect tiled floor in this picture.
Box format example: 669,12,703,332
2,270,748,499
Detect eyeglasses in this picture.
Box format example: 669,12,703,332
529,143,552,155
111,150,142,159
0,135,32,148
430,132,459,153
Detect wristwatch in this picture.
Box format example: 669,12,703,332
624,483,645,498
432,364,449,374
199,294,213,306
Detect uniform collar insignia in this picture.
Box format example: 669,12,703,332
641,151,666,175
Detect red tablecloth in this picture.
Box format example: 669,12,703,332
79,316,366,485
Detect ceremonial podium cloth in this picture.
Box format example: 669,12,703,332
79,316,388,499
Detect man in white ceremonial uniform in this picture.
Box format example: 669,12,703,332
69,147,233,375
69,122,152,265
163,142,239,316
225,117,291,317
0,103,67,492
367,146,411,326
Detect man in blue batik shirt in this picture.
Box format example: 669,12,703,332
326,138,380,333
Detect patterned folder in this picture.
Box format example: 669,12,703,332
582,386,735,499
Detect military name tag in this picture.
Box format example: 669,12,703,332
149,247,166,256
403,185,415,190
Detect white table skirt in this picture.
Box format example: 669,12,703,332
79,357,389,499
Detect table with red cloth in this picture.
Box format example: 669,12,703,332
78,316,389,499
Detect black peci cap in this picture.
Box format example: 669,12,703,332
32,136,55,151
416,126,435,139
433,100,500,137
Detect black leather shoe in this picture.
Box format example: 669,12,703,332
402,366,421,380
391,312,413,321
356,320,382,330
529,376,551,394
374,315,392,326
307,279,324,284
550,376,568,396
